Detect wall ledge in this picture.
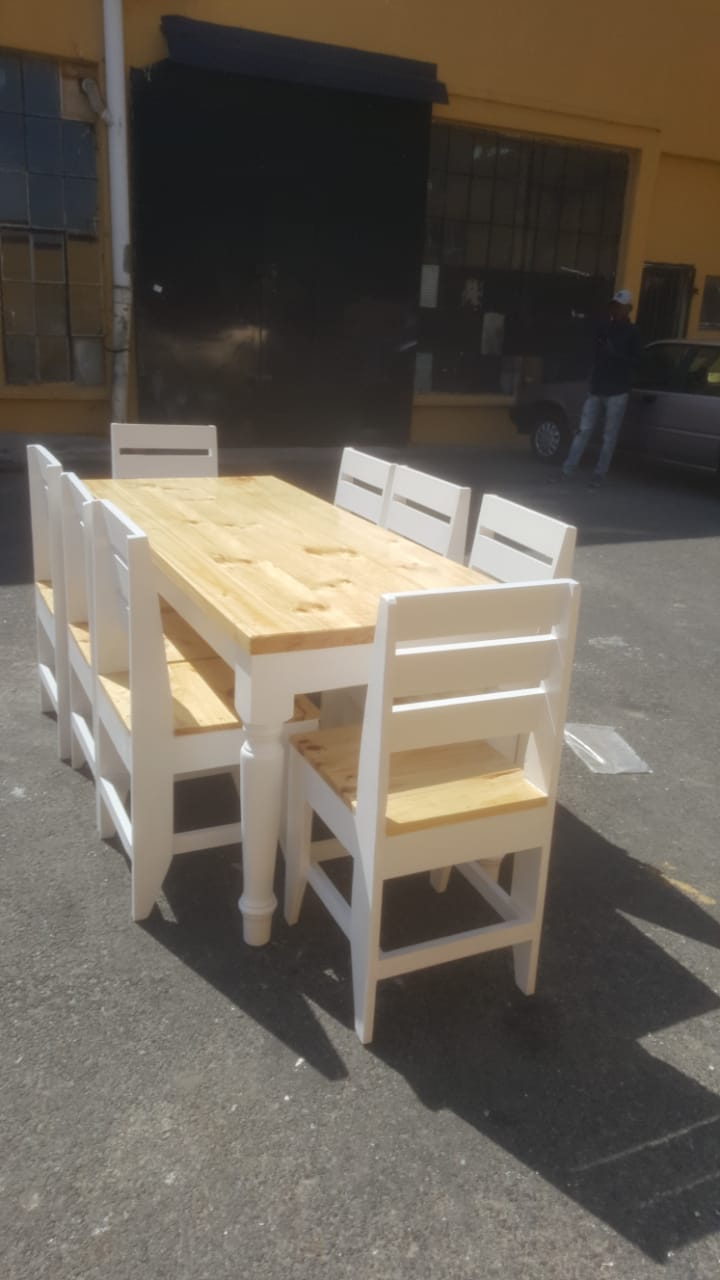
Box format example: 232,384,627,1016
413,392,515,408
0,385,108,402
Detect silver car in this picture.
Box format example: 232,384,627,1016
511,339,720,475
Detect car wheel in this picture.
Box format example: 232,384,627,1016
530,412,570,464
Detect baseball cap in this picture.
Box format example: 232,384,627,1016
612,288,633,305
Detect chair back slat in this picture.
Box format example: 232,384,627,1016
470,495,576,580
111,423,218,479
388,688,547,754
390,579,571,642
91,502,170,741
27,444,62,583
383,465,471,562
470,535,559,582
393,634,558,699
334,448,395,524
61,473,93,625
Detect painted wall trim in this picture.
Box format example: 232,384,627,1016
436,95,660,156
413,393,515,408
0,386,109,401
438,88,662,138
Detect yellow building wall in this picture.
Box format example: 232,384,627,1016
3,0,720,442
645,155,720,337
120,0,720,163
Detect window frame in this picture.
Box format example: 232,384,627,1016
0,51,106,389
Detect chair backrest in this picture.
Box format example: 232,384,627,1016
470,495,576,581
91,499,173,740
383,464,471,562
27,444,63,584
110,422,218,479
334,448,395,524
61,473,94,629
355,580,580,847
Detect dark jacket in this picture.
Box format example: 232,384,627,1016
590,318,641,396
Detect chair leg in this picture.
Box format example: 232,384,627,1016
350,860,383,1044
36,623,54,714
283,754,313,925
95,719,114,836
510,845,548,995
96,783,116,840
55,668,70,763
430,867,452,893
70,723,85,770
131,776,174,922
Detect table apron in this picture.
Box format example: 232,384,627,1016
235,644,373,723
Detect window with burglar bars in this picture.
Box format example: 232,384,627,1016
0,51,104,386
418,123,629,393
425,125,628,277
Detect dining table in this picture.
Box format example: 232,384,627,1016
87,474,492,944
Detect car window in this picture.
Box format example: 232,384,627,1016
634,343,688,391
678,347,720,396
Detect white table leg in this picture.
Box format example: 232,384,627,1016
238,721,286,945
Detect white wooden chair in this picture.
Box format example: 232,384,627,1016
92,498,244,918
110,422,218,479
62,472,238,779
91,499,317,920
284,579,580,1043
27,444,70,759
469,495,576,581
383,465,471,562
334,448,395,524
61,472,97,776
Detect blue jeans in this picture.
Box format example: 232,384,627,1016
562,392,629,478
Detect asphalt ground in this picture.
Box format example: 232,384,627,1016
1,436,719,1279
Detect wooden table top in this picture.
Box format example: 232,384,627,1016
88,475,491,656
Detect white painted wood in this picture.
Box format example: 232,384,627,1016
390,578,570,641
61,473,96,775
27,444,70,759
329,447,396,726
388,688,546,754
110,422,218,478
383,465,471,562
393,634,557,697
283,579,580,1043
90,498,244,921
334,448,395,525
470,495,576,581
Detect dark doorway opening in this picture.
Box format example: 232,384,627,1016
130,61,431,446
636,263,695,344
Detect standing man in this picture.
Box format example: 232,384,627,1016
556,288,641,488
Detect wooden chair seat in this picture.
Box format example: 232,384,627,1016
100,656,239,735
35,580,54,612
69,620,92,661
70,607,221,667
160,606,222,663
292,724,548,834
101,654,318,737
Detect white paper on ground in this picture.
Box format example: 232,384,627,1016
563,724,652,774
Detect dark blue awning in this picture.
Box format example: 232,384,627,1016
160,15,448,105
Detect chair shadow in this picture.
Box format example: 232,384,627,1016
263,804,720,1261
109,723,720,1259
